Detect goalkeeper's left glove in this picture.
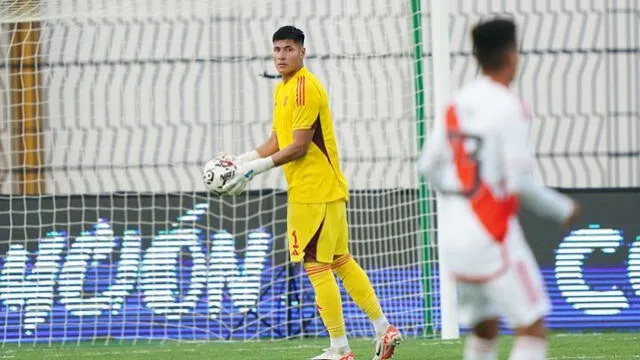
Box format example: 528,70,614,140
222,156,275,195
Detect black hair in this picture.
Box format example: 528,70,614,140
272,25,305,46
471,18,517,70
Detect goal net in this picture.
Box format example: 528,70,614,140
0,0,439,343
3,0,636,346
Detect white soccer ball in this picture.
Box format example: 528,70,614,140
202,158,237,194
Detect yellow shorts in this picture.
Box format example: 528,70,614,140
287,200,349,264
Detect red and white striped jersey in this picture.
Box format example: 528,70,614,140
418,75,574,278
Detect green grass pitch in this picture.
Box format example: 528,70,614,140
1,333,638,359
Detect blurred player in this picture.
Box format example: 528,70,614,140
417,18,580,360
211,26,402,360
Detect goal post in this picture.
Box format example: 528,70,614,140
409,0,431,337
425,0,459,340
9,11,45,196
410,0,457,340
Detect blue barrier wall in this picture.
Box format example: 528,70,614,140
0,189,638,342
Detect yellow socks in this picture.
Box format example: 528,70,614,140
304,262,346,339
332,254,385,323
305,254,390,344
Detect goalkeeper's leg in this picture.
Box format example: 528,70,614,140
328,199,401,359
288,202,353,357
304,261,351,353
331,254,389,336
332,254,387,332
332,254,402,359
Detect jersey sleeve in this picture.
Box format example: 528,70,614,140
501,101,574,222
292,77,321,130
418,111,449,190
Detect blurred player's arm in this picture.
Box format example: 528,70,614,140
417,117,449,190
501,106,579,226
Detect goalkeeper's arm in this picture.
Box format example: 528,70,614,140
220,128,315,194
251,127,315,169
234,131,279,163
270,127,314,166
235,127,315,170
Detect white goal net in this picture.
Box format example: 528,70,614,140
2,0,636,346
0,0,438,343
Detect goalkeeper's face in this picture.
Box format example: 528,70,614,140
272,39,305,77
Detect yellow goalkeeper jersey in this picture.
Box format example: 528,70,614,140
272,67,348,203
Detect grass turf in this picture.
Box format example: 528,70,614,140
1,333,638,359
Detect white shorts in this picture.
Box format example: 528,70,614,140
456,240,551,329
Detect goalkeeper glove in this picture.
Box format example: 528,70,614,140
216,150,260,164
222,156,275,195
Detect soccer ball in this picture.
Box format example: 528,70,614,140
202,158,237,194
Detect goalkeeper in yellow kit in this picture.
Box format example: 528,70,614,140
214,26,402,360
